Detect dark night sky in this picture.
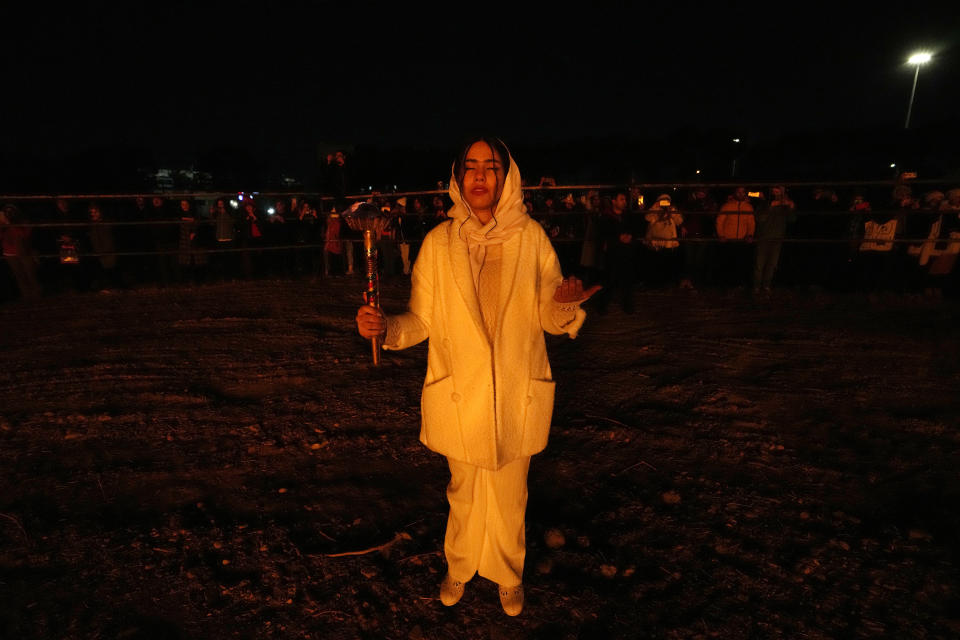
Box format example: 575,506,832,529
2,2,958,187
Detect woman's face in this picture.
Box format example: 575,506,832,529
460,141,505,215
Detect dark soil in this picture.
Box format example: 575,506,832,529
1,278,959,639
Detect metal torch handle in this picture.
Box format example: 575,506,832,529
363,229,381,366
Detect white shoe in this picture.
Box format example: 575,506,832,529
439,574,466,606
498,583,524,616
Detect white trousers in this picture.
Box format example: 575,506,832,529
444,456,530,587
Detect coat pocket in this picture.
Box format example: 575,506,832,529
521,378,556,455
420,375,466,459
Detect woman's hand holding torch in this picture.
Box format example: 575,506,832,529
356,305,386,341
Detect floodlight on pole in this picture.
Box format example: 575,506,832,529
905,52,932,129
731,138,741,177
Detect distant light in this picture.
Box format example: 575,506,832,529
890,163,897,168
238,194,244,201
908,52,932,65
696,169,701,174
229,200,239,209
732,138,741,143
267,207,275,215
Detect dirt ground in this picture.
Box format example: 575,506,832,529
1,276,959,639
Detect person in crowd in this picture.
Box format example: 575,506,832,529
596,189,640,313
715,187,755,288
239,200,264,279
266,199,291,277
752,185,796,294
578,198,601,286
289,196,300,225
890,184,921,292
427,194,449,231
391,197,419,276
405,196,429,267
211,197,236,281
295,200,322,278
842,190,873,292
537,174,556,188
0,204,41,299
908,189,959,297
553,192,582,272
905,190,947,294
534,193,560,241
84,202,117,291
679,186,716,290
628,185,646,213
376,198,401,279
642,193,684,288
580,189,601,214
323,210,344,277
355,136,599,617
857,189,901,294
149,196,177,287
930,188,960,297
939,188,960,215
176,198,208,284
341,200,359,277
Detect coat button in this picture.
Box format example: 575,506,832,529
451,392,461,402
525,396,533,406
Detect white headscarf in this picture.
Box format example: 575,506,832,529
446,145,530,287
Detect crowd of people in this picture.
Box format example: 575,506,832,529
2,179,959,305
526,181,960,309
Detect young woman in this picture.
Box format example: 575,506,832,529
356,136,598,616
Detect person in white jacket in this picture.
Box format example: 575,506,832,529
356,137,599,616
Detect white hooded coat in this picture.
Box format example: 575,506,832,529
382,152,585,470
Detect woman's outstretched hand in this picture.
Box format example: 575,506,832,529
356,305,387,340
554,276,602,304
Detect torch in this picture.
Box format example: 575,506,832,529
344,202,391,365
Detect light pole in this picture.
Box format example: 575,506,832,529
731,138,741,177
904,52,932,129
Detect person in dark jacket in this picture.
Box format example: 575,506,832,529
595,190,640,313
679,187,716,290
752,185,796,294
176,198,208,283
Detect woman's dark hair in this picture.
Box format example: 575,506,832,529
452,136,511,190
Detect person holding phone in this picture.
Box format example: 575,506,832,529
716,186,756,287
753,185,796,294
356,136,599,616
